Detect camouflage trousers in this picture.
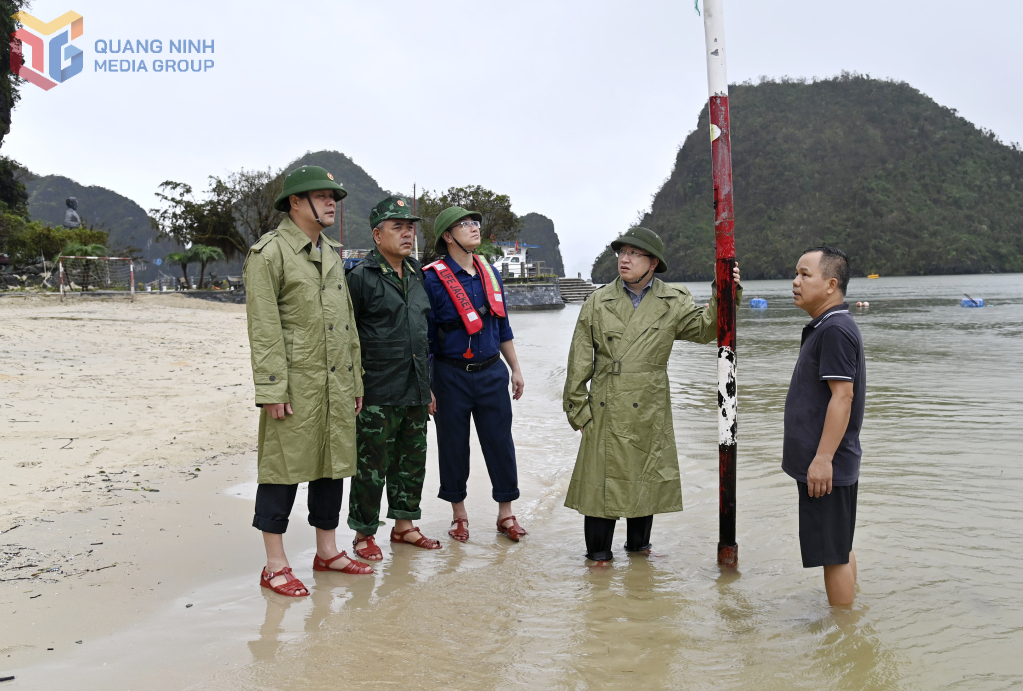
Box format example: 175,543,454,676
347,404,429,536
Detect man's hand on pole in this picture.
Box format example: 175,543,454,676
711,262,741,298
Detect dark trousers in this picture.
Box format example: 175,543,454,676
347,404,429,536
252,477,345,534
432,358,519,503
584,515,654,561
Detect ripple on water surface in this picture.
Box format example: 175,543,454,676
128,275,1023,689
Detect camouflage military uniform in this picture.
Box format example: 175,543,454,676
348,404,429,534
345,196,431,537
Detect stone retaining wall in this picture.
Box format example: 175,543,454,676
503,282,565,311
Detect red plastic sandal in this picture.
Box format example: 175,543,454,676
448,518,469,543
497,515,528,542
353,535,383,561
260,566,309,597
312,550,374,574
390,526,442,550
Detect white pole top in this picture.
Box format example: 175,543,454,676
703,0,729,98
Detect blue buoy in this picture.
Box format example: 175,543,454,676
750,298,768,309
962,298,984,308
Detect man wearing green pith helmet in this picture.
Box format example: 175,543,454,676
345,195,441,562
562,227,741,564
423,206,528,544
244,165,374,599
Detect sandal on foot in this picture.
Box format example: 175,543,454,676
390,526,442,550
313,550,374,575
260,566,309,597
497,515,528,542
353,535,383,561
448,518,469,542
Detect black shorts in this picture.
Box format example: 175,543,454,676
797,480,857,568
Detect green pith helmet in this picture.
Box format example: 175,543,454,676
369,195,422,230
610,227,667,273
433,205,483,255
273,165,348,213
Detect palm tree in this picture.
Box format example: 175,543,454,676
165,251,191,288
188,244,226,289
61,242,109,291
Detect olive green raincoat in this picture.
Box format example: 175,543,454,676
562,277,736,518
244,217,364,485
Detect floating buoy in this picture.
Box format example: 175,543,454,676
962,298,984,308
750,298,767,309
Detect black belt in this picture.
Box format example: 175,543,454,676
436,304,490,334
435,353,501,372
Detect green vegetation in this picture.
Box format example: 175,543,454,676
1,214,108,265
163,244,225,289
0,3,29,218
592,74,1023,282
25,173,178,268
416,185,521,263
150,179,246,259
18,149,567,281
188,244,226,289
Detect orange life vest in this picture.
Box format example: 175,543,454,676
425,255,507,335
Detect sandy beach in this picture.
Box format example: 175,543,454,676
2,278,1022,689
0,295,261,672
0,294,255,533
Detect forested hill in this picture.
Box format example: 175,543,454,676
591,74,1023,282
25,174,179,272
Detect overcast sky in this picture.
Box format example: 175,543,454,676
8,0,1022,276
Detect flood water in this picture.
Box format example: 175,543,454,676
24,274,1023,689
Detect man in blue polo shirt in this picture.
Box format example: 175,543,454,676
784,246,865,606
424,206,527,545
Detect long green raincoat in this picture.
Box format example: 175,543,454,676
244,217,364,485
562,277,734,518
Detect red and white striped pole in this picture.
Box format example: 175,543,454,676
703,0,739,568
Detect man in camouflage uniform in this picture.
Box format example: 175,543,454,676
345,195,441,559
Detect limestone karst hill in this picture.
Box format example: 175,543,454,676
591,74,1023,282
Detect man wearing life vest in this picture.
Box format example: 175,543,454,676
423,206,527,544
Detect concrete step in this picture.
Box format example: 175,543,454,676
558,277,598,303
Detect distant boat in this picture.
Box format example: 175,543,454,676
867,273,880,279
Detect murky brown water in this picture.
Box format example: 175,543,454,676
18,274,1023,689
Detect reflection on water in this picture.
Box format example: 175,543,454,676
230,274,1023,689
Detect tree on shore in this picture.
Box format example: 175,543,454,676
150,179,247,259
189,244,226,289
226,167,285,245
1,3,30,219
416,185,521,262
164,250,191,286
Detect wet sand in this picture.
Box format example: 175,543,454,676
3,278,1023,689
